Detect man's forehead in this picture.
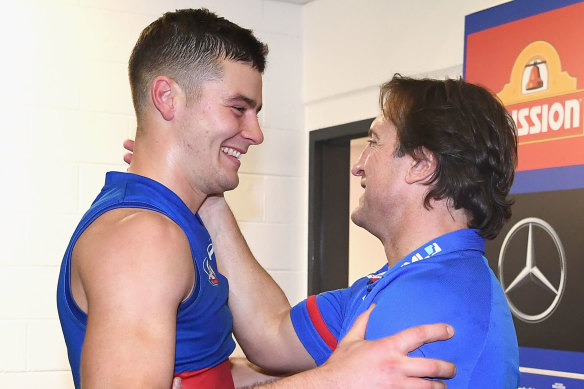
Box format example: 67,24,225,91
200,60,263,104
369,114,389,135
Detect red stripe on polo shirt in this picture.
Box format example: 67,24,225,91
306,295,338,351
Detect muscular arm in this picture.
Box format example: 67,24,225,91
199,197,311,372
73,209,194,388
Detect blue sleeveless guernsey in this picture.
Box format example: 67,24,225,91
57,172,235,389
291,229,519,388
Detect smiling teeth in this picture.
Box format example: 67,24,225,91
221,147,242,160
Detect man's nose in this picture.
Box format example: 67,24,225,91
351,146,369,176
244,115,264,145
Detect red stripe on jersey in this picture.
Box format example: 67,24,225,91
175,359,234,389
306,295,338,351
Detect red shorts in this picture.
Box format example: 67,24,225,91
175,359,234,389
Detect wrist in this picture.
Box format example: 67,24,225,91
199,197,235,234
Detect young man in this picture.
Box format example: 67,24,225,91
202,75,520,388
58,9,455,389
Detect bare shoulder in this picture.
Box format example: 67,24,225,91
72,208,194,312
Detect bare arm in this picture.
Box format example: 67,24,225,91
230,358,284,388
74,209,194,388
199,196,313,372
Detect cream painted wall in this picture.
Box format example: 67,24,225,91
303,0,512,131
0,1,304,387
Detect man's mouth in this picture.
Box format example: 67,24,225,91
221,147,242,160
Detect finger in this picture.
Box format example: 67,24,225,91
172,377,182,389
123,153,132,165
400,378,448,389
342,304,375,342
388,324,454,354
399,357,456,380
123,138,135,152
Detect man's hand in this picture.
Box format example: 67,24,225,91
123,139,135,165
197,194,228,228
319,305,456,388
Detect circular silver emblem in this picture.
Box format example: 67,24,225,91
498,217,567,323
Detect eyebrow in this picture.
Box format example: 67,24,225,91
227,95,263,113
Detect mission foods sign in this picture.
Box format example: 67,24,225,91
465,1,584,173
498,40,584,172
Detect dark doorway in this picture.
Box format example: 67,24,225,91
307,117,373,295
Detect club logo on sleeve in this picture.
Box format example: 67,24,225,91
203,243,219,286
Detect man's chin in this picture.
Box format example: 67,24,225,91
350,208,365,228
220,175,240,192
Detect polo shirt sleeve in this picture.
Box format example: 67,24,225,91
290,288,352,365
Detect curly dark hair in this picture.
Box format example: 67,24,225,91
380,75,518,239
129,8,268,118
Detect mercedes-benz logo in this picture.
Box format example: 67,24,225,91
498,217,567,323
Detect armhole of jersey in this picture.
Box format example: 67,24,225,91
306,295,338,351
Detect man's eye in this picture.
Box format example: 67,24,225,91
233,106,245,113
367,138,375,144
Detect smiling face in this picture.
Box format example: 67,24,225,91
350,115,414,240
177,59,264,196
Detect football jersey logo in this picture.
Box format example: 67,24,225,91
366,271,386,285
203,243,219,286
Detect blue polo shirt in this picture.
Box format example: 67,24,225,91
291,229,519,388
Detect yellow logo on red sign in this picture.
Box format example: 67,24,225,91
498,41,584,146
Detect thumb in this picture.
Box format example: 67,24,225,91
172,377,182,389
123,138,135,152
342,304,375,342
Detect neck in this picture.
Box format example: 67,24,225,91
381,200,469,268
128,129,206,214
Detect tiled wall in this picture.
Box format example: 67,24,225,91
0,0,304,387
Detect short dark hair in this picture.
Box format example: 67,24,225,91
380,75,518,239
129,8,268,118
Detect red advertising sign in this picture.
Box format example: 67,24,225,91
465,2,584,172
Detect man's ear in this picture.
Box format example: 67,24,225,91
405,147,436,184
151,76,181,121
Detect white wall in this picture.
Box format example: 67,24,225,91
0,1,304,387
303,0,511,131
